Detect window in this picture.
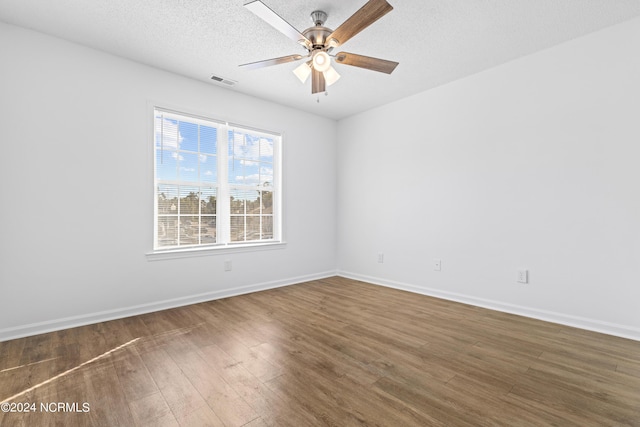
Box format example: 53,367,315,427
153,108,280,251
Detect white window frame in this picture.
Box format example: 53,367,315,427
147,107,284,261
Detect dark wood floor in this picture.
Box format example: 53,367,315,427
1,277,639,426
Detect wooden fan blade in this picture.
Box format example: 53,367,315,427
239,54,304,70
334,52,398,74
244,0,311,48
312,69,326,94
327,0,393,47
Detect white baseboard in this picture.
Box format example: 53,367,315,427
0,271,337,342
338,271,640,342
5,270,638,343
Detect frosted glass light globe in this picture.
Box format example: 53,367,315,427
312,51,331,72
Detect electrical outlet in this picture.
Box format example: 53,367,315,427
517,269,528,283
224,260,232,272
377,253,384,264
433,258,441,271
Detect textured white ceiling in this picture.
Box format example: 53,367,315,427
2,0,640,119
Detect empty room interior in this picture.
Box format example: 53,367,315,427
1,0,639,425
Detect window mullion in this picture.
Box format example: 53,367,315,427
177,184,181,246
198,124,202,246
218,125,230,244
176,120,182,247
272,136,281,241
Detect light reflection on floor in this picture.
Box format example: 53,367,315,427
0,338,140,404
0,357,60,374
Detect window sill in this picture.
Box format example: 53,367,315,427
145,241,287,261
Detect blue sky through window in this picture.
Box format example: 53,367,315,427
155,116,218,183
228,130,274,188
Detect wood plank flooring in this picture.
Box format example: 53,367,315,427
1,276,639,426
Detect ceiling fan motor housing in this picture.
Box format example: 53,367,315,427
303,26,332,50
304,11,333,49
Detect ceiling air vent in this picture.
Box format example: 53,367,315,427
210,75,237,86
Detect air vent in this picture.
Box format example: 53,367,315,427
210,75,237,86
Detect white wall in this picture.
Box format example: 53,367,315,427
337,17,640,340
0,22,338,341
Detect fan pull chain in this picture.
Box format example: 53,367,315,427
317,91,330,103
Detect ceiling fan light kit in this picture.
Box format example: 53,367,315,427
293,61,312,83
323,65,341,86
240,0,399,95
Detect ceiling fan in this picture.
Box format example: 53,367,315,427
240,0,399,94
